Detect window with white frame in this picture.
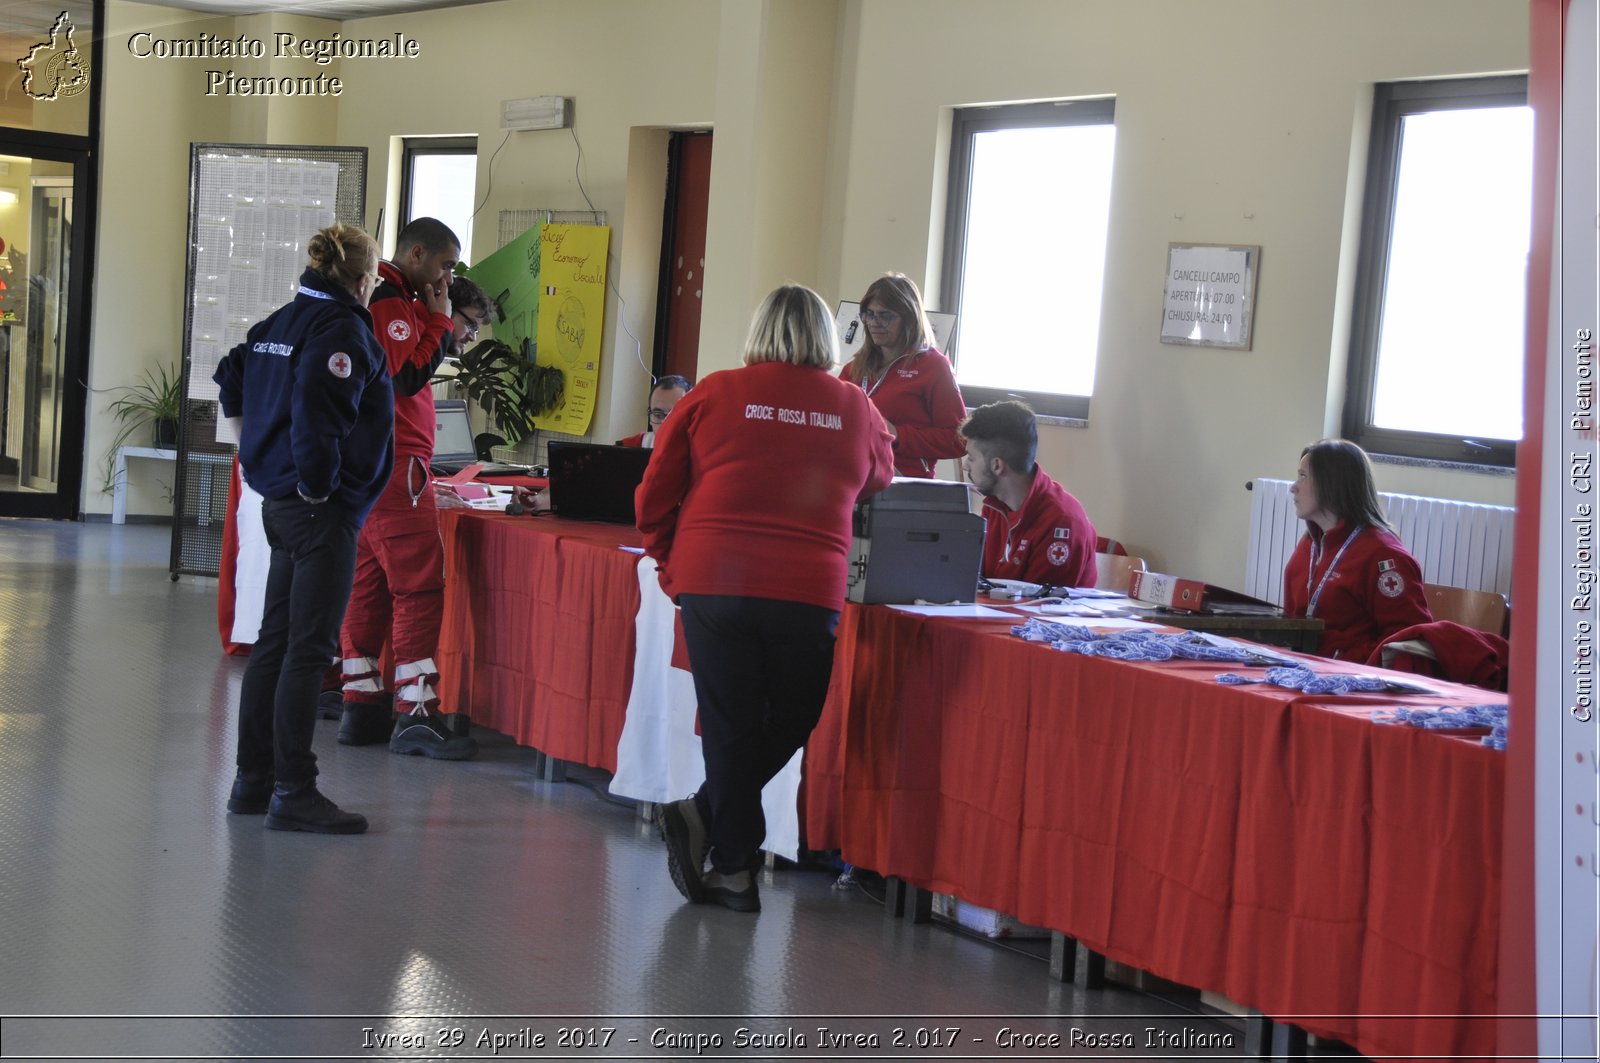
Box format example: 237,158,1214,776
941,99,1116,419
1344,77,1531,467
400,136,477,258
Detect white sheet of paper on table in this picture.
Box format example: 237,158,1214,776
886,603,1018,618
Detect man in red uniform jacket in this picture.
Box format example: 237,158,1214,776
337,217,477,760
960,400,1097,589
616,375,692,448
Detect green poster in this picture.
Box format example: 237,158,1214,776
464,223,542,356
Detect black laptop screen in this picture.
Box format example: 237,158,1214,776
546,442,652,523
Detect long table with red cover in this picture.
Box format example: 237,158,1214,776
436,508,1503,1063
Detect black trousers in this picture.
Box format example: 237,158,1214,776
677,593,840,873
236,497,361,787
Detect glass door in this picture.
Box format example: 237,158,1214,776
0,152,88,518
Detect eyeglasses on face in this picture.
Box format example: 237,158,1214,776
859,308,900,325
457,313,488,338
647,407,672,424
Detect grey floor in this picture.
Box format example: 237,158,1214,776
0,520,1254,1061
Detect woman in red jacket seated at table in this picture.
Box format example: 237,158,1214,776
1283,438,1433,662
840,272,966,478
637,283,895,914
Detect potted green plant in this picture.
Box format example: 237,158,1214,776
100,361,182,492
442,336,564,446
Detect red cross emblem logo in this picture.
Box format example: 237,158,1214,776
328,352,352,379
387,319,412,342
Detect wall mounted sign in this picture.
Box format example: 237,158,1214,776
1160,243,1259,350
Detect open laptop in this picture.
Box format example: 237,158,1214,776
429,399,532,477
546,441,652,523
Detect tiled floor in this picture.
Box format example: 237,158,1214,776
0,520,1250,1061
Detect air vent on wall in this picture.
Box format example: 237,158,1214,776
501,96,572,132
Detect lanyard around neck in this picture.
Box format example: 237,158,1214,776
1306,525,1362,618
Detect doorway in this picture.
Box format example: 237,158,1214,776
652,131,712,383
0,150,89,518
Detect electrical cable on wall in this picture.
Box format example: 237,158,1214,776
470,128,513,225
568,123,651,384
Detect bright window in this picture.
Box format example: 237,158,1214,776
400,136,476,258
1345,78,1530,465
942,100,1116,419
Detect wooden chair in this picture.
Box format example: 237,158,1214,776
1094,553,1147,592
1422,583,1510,637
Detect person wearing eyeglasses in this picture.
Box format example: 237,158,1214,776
617,374,693,448
840,272,967,478
444,275,495,358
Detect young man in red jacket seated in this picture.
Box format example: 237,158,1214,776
960,400,1097,589
616,375,692,448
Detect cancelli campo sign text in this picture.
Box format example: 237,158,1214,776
125,30,422,97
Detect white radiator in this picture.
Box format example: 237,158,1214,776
1245,479,1515,605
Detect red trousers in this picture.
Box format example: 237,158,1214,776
339,456,444,710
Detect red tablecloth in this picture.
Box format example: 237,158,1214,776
433,510,1502,1061
437,509,642,769
811,604,1503,1063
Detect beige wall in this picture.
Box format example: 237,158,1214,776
825,0,1526,584
87,0,1527,590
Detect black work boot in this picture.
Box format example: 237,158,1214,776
658,797,709,903
264,782,367,834
316,688,344,721
338,700,394,746
389,709,478,760
701,868,761,913
226,770,274,815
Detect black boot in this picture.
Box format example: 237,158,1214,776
338,700,394,746
264,782,368,834
226,770,274,815
316,688,344,721
390,709,478,761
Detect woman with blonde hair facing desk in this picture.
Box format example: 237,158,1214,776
1283,438,1432,662
840,272,966,477
637,283,895,913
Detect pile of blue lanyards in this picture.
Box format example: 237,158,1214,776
1382,704,1509,750
1009,618,1280,664
1012,619,1510,751
1214,665,1391,695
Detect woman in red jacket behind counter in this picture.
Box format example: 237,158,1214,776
637,283,895,914
1282,439,1433,663
840,272,967,477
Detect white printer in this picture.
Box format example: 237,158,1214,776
846,477,985,604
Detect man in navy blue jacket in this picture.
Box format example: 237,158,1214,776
214,224,393,834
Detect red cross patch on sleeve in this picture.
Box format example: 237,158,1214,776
327,352,351,379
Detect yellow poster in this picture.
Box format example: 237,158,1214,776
534,223,610,435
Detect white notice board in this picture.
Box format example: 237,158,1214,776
1160,243,1259,350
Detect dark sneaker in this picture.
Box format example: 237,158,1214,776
390,710,478,761
264,783,367,834
338,701,394,746
316,688,344,720
658,797,709,903
702,869,761,912
226,771,273,815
